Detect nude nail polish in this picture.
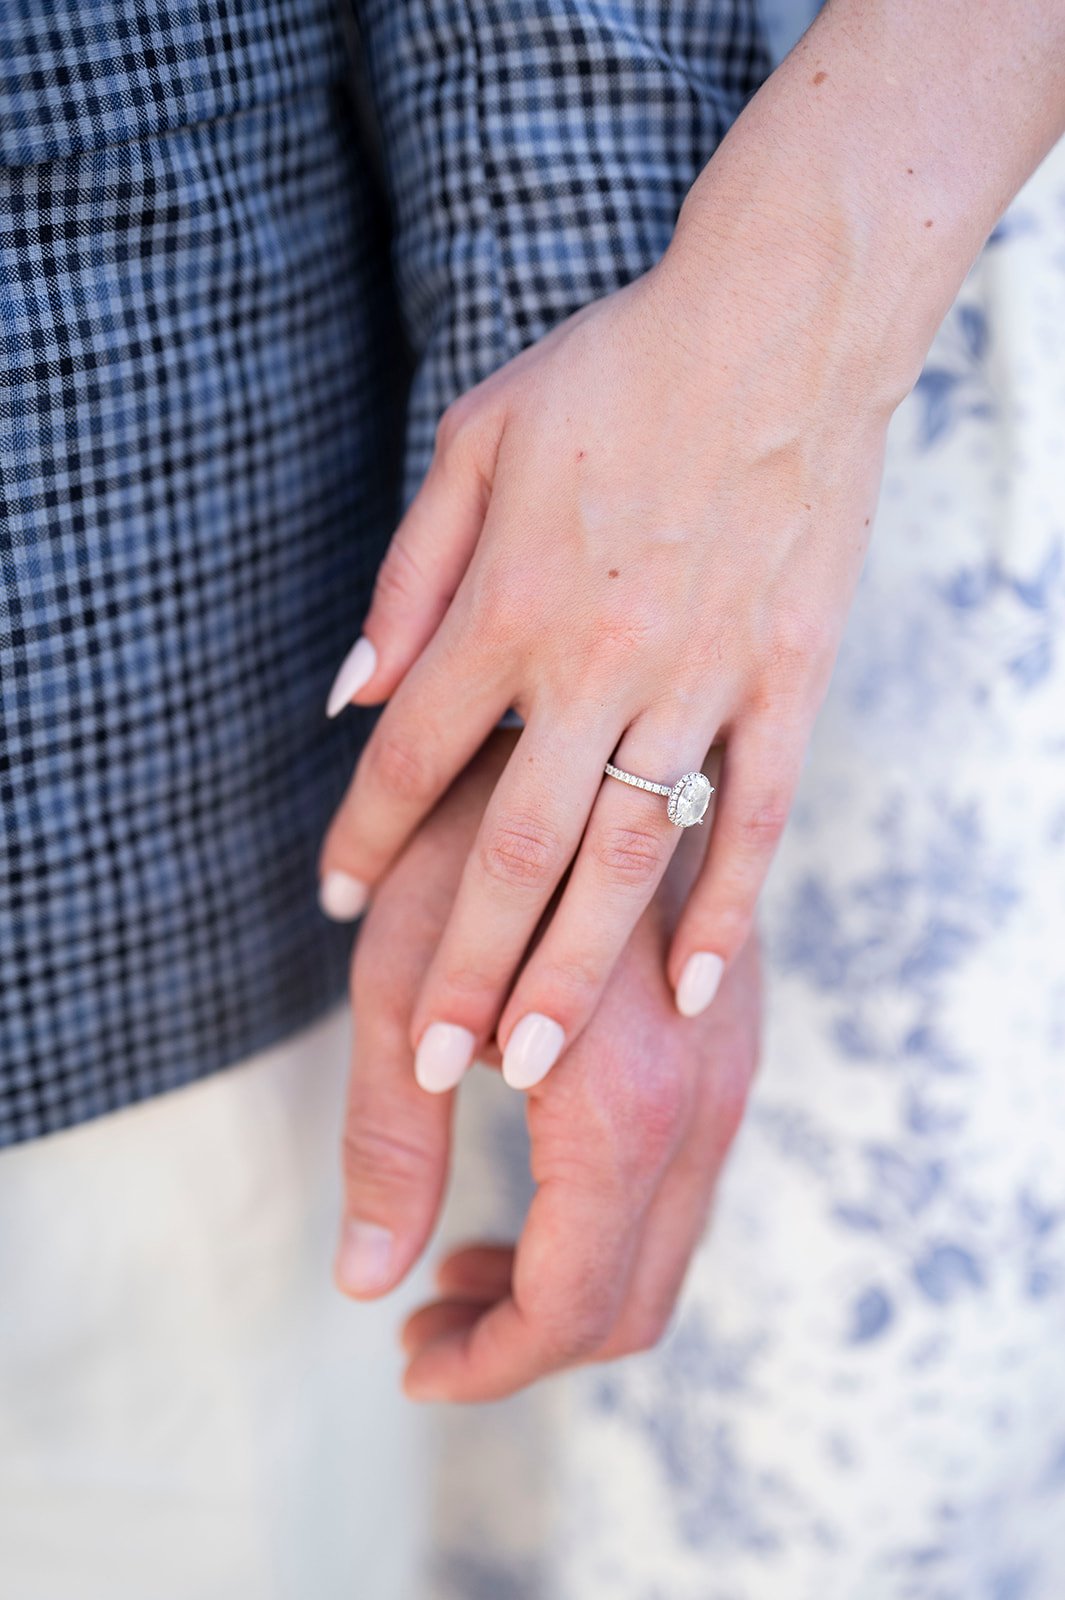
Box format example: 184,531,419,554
318,869,369,921
502,1013,565,1090
415,1022,476,1094
675,952,725,1018
326,636,377,718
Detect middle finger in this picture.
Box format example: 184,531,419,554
408,708,619,1091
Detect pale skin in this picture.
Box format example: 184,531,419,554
323,3,1065,1391
320,1,1065,1098
335,729,761,1402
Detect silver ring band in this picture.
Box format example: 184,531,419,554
602,762,673,798
603,762,715,828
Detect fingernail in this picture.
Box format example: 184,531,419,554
326,636,377,718
403,1369,449,1403
502,1013,565,1090
318,869,369,921
675,952,725,1018
336,1217,394,1295
415,1022,476,1093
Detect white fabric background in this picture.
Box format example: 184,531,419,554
0,1002,435,1600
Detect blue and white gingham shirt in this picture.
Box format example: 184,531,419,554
0,0,770,1145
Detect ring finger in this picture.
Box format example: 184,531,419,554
494,711,724,1089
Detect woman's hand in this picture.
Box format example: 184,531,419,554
318,0,1065,1091
319,203,886,1088
334,729,761,1402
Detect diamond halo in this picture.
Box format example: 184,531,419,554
667,772,714,828
603,762,715,829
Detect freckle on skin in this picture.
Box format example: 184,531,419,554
924,219,933,228
906,167,914,175
608,568,619,578
865,518,871,526
812,70,827,85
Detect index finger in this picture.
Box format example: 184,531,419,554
318,609,510,915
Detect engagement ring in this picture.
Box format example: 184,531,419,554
603,763,714,828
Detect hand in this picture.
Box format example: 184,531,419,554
318,0,1065,1098
318,186,885,1092
334,730,761,1401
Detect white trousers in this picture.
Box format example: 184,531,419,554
0,1003,436,1600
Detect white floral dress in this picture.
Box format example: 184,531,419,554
426,129,1065,1600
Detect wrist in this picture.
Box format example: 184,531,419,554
662,0,1065,418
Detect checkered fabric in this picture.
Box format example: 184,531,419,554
355,0,771,495
1,0,770,1146
0,0,408,1144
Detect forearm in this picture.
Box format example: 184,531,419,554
667,0,1065,413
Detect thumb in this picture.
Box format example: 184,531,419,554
325,397,503,716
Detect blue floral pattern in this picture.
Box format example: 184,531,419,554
426,132,1065,1600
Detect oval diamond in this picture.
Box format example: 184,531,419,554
669,772,713,828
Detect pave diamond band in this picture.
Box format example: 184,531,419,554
603,763,715,828
603,762,673,798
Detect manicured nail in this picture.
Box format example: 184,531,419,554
414,1022,476,1094
336,1218,394,1295
675,952,725,1018
502,1013,565,1090
326,636,377,718
318,869,369,921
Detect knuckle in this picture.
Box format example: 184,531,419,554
633,1064,690,1157
432,398,469,457
735,795,790,852
372,536,426,615
579,606,657,677
712,1053,758,1145
342,1105,437,1199
534,949,605,1005
463,556,528,645
431,963,499,1014
433,393,490,465
593,823,667,890
351,937,399,1017
609,1055,691,1174
620,1304,676,1356
542,1302,613,1363
369,728,432,801
768,604,835,672
745,614,838,721
478,813,563,892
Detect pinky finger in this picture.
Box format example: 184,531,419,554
667,720,806,1018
